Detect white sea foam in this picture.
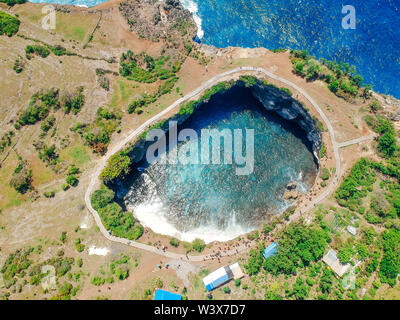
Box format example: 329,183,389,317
129,196,251,244
179,0,204,39
88,246,110,256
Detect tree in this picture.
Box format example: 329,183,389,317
0,11,20,36
115,265,129,280
169,237,180,247
379,229,400,286
91,186,115,210
263,223,329,275
192,239,206,252
60,232,67,243
291,277,309,300
10,167,32,194
378,131,396,158
100,152,131,183
66,175,78,186
244,246,264,276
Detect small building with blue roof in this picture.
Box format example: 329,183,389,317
263,242,279,259
154,289,182,300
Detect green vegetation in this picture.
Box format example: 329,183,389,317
192,239,206,253
321,168,330,181
280,87,293,96
0,130,14,154
290,50,366,98
61,86,85,115
40,115,55,138
35,143,59,166
16,88,59,128
169,237,180,247
1,247,33,289
262,223,330,275
10,159,32,194
25,44,50,59
366,115,397,158
0,0,26,6
239,75,257,87
100,150,131,183
379,229,400,286
43,191,55,198
369,100,382,113
120,50,183,114
120,50,180,83
65,165,80,187
0,11,20,37
13,57,23,73
319,143,327,158
60,232,67,243
74,238,84,253
335,158,376,210
90,185,143,240
91,276,105,286
110,254,130,280
1,247,75,298
72,106,121,154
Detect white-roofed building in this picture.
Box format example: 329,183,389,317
322,249,351,277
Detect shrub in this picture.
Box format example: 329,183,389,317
43,191,55,198
10,167,32,194
60,232,67,243
25,45,50,59
262,223,330,275
319,143,327,158
192,238,205,252
13,57,23,73
75,238,84,252
321,168,330,181
67,165,80,175
128,98,146,114
369,101,381,113
66,175,78,186
0,11,20,36
379,229,400,286
114,265,129,280
280,87,293,96
61,87,85,114
0,0,27,6
100,152,131,183
91,186,115,210
91,276,105,286
169,237,180,247
247,230,259,241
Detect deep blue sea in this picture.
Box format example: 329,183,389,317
30,0,400,98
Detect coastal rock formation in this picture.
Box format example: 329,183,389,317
286,182,297,190
250,82,322,154
283,182,299,200
119,0,197,43
283,189,299,200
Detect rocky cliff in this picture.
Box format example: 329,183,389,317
119,0,197,43
250,82,322,155
126,79,321,168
